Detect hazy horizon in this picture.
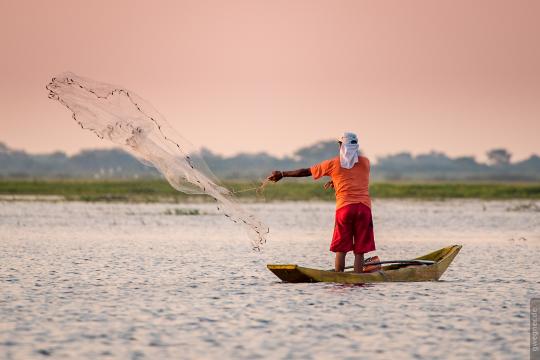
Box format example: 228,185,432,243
1,137,537,166
1,0,539,161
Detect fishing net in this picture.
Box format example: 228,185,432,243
46,72,268,250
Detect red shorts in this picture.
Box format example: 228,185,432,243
331,203,376,254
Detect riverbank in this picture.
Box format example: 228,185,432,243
1,179,539,202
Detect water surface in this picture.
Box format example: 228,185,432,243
1,200,539,359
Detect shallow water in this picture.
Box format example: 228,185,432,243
1,200,539,359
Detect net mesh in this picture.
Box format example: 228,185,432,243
46,72,268,250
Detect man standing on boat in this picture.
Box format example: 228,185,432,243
267,132,375,273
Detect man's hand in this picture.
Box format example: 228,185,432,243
267,168,311,182
267,170,283,182
324,180,334,190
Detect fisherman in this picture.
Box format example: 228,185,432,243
267,132,375,273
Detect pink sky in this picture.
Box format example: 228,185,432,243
1,0,539,161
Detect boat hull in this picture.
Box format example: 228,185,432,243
267,245,462,284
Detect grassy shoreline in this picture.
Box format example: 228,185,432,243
1,179,539,202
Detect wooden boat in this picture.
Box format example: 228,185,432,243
267,245,462,284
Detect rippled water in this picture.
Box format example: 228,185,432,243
1,200,539,359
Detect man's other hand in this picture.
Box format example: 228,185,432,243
324,180,334,190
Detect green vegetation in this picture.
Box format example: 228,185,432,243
163,208,201,215
369,183,540,200
0,179,539,202
0,179,185,202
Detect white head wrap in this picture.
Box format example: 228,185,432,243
339,132,359,169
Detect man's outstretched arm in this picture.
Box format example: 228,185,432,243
267,168,311,182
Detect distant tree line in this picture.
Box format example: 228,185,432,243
0,141,539,181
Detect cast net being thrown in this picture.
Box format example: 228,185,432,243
46,72,268,250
